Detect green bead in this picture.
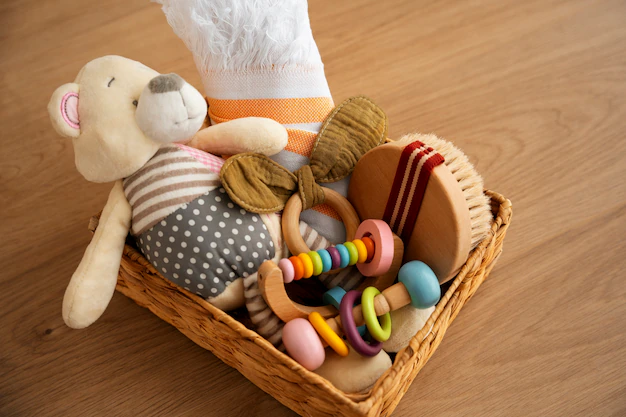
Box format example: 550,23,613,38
308,251,323,276
343,241,359,266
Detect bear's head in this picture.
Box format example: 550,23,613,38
48,55,207,182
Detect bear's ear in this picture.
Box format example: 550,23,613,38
48,83,80,138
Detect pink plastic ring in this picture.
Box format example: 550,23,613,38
354,220,394,277
278,258,295,283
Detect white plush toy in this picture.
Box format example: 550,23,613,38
49,55,288,328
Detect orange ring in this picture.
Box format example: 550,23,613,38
354,220,394,277
290,256,304,280
361,236,375,262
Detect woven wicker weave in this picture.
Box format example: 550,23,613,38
89,190,511,417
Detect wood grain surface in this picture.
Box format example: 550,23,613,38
1,0,625,416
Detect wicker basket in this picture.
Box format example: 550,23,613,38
89,190,512,417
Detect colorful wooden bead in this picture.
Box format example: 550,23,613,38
309,311,349,357
327,246,341,270
298,253,314,278
335,244,350,269
318,249,333,273
278,258,295,284
352,239,368,264
343,241,359,266
308,251,323,276
339,290,382,357
361,287,392,342
282,318,326,371
323,286,347,308
398,261,441,308
361,236,375,262
354,220,394,277
289,256,304,281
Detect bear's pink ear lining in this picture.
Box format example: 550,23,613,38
48,82,80,138
61,92,80,129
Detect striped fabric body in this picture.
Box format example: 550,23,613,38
123,144,224,236
383,141,445,240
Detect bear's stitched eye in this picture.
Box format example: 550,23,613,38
107,77,115,87
132,100,138,107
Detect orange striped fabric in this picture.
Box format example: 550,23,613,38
285,129,317,156
207,97,334,127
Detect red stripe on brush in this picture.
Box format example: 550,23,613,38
383,140,424,226
400,152,444,240
394,147,431,236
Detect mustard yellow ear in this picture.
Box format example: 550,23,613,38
48,83,80,138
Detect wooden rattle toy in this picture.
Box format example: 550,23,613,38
279,182,407,291
281,261,441,371
258,219,404,322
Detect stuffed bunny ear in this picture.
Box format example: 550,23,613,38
309,96,388,183
48,83,81,138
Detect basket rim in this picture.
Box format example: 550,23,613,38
105,189,512,415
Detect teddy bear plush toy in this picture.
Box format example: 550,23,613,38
48,55,290,329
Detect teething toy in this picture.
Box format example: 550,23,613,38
258,220,405,322
279,260,441,370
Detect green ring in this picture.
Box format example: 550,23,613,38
343,241,359,266
308,251,324,276
361,286,392,342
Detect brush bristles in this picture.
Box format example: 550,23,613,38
154,0,323,73
398,133,493,250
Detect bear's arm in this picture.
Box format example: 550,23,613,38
62,181,131,329
188,117,288,156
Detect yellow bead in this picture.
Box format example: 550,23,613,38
352,239,368,264
298,253,314,278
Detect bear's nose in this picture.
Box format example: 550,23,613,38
148,73,184,93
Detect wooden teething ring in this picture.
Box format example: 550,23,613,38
282,187,361,256
260,189,405,322
258,219,405,322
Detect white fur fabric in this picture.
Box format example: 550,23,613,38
153,0,323,73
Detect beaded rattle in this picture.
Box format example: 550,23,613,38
276,261,441,371
259,219,404,322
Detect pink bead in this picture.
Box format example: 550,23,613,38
282,318,325,371
278,258,295,283
355,219,395,277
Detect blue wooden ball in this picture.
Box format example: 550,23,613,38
398,261,441,308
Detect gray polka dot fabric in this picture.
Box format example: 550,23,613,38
136,187,275,299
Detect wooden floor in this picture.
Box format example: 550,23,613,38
1,0,625,415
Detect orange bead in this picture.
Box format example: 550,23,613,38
361,236,375,262
290,256,304,280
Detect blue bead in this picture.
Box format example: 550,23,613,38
323,286,346,308
317,249,333,273
335,244,350,269
398,261,441,309
323,287,368,337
